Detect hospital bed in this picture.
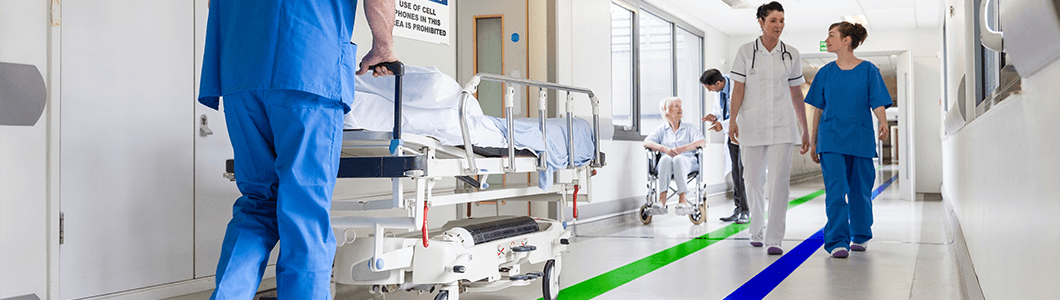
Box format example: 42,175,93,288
225,62,604,300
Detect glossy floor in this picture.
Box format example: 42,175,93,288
173,167,970,299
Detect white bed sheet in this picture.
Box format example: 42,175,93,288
344,65,508,149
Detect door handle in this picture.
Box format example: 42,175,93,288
199,114,214,137
980,0,1003,52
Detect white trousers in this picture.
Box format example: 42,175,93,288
657,154,698,196
741,143,793,247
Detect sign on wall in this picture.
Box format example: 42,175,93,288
394,0,450,45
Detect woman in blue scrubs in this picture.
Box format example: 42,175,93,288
198,0,398,298
804,21,892,259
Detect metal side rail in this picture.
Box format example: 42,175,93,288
458,73,605,178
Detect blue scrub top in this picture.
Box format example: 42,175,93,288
804,61,892,158
198,0,360,113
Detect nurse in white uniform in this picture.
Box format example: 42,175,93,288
727,1,810,255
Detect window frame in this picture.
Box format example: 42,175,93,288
611,0,705,141
973,0,1008,120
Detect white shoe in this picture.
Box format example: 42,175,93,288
674,203,691,215
651,204,668,215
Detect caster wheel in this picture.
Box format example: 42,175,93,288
542,258,561,300
688,203,706,225
638,204,653,225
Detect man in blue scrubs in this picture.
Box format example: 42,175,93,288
197,0,399,298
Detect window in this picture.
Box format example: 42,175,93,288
610,1,705,139
976,0,1004,107
942,23,948,113
638,11,673,135
676,27,704,128
611,4,634,129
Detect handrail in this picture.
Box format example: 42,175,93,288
475,73,595,97
458,73,603,182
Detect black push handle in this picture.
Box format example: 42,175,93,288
369,61,405,76
369,61,405,142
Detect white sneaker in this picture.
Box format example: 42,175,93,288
675,203,692,215
651,204,668,215
851,242,867,252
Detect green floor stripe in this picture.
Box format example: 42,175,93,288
787,189,826,209
542,189,826,300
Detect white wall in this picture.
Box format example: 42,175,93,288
912,55,942,194
0,0,51,298
941,0,1060,298
941,60,1060,299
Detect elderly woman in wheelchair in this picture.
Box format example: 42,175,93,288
642,97,707,225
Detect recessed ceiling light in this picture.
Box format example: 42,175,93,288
842,15,869,26
719,0,754,9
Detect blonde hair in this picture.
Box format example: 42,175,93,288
659,97,682,116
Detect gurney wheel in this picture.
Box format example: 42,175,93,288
434,290,448,300
688,203,706,225
638,204,653,225
542,258,560,300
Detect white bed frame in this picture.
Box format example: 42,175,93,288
325,70,604,300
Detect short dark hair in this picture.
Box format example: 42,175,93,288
756,1,785,21
700,69,723,85
829,21,868,50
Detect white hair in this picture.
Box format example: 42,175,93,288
658,97,682,116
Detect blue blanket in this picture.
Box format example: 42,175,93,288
485,117,596,190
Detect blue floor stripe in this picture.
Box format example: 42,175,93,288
724,173,899,300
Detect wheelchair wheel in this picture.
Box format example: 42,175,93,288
638,204,653,225
688,202,706,225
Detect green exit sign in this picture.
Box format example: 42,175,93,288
820,41,827,51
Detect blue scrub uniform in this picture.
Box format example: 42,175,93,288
804,61,892,253
198,1,360,299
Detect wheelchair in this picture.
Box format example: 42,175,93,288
639,147,708,225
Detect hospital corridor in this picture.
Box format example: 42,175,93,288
1,0,1057,300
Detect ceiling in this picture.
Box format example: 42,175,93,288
652,0,943,36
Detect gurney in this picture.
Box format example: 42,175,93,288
225,63,604,300
330,63,604,300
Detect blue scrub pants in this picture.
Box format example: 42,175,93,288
211,89,344,300
819,152,875,253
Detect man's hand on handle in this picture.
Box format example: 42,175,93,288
357,48,400,77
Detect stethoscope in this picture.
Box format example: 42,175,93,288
748,37,793,75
